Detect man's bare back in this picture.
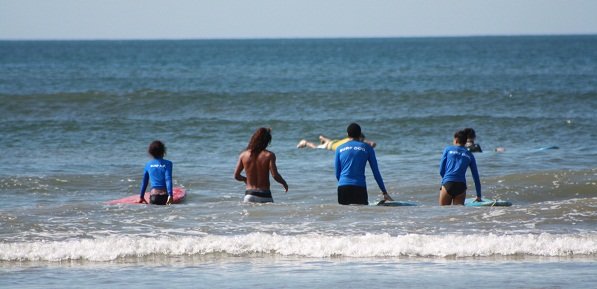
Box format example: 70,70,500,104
234,149,288,192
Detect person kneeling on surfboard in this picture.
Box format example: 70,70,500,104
335,123,394,205
138,140,173,205
234,127,289,203
439,130,482,205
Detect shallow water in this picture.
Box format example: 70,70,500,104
1,36,596,288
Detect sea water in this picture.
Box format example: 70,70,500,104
1,36,596,288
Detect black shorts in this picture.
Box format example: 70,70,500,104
245,189,273,199
150,194,169,205
442,182,467,197
338,185,368,205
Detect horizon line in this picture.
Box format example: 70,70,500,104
1,33,596,42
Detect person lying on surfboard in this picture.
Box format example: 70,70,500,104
234,127,289,203
138,140,173,205
297,134,376,150
335,123,394,205
439,130,482,205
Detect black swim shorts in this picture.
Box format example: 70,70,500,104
245,189,273,199
150,194,169,205
442,181,467,197
337,185,369,205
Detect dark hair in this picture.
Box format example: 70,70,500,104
347,123,362,139
148,140,166,158
463,128,476,139
454,130,467,145
247,127,272,157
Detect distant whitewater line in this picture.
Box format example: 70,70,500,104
2,233,596,261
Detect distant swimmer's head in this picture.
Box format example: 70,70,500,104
148,140,166,159
347,123,362,139
463,127,477,142
247,127,272,156
463,128,482,152
453,130,467,146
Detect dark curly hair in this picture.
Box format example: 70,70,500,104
148,140,166,158
454,130,467,145
463,128,476,139
247,128,271,158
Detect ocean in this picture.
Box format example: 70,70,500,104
1,36,596,288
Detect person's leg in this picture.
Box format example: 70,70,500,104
319,135,332,143
449,182,467,205
297,139,318,148
338,187,350,205
451,191,467,205
440,182,467,205
439,186,453,206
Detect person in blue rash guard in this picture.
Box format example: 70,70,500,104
334,123,394,205
138,140,173,205
439,130,482,205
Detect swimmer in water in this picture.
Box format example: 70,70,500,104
297,134,376,150
463,128,482,153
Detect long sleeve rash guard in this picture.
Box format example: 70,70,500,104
335,140,387,193
140,158,173,198
439,145,481,198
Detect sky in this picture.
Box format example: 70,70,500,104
1,0,597,40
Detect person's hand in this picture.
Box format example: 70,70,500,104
383,192,394,201
282,182,289,193
166,196,173,205
474,197,482,202
138,197,148,204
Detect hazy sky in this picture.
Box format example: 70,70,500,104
1,0,596,40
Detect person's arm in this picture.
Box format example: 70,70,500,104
139,168,149,204
269,153,288,192
439,149,447,178
165,162,173,205
334,149,341,181
364,139,376,148
233,153,247,184
368,147,389,194
469,154,482,201
368,148,393,201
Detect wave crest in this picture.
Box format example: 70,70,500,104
2,233,596,262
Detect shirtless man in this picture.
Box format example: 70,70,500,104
234,127,289,203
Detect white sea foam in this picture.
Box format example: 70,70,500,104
2,233,596,262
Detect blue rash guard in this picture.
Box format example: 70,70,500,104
140,158,173,198
335,140,387,193
439,145,481,198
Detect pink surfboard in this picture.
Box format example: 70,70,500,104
107,187,186,205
